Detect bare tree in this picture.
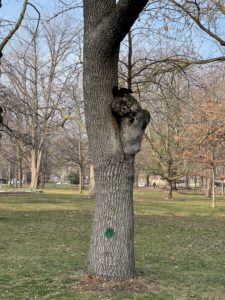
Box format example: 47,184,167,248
145,74,189,199
2,20,79,189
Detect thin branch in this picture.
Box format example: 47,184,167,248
46,5,83,22
23,2,41,57
27,2,41,37
210,0,225,15
170,0,225,46
129,55,225,84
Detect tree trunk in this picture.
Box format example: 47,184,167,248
222,181,224,197
184,175,189,189
127,31,132,89
15,165,18,188
206,178,212,198
88,162,96,199
83,0,149,281
211,168,216,208
18,158,23,188
41,171,45,189
30,149,42,190
165,180,173,200
79,166,84,194
200,176,204,188
194,176,197,188
87,157,135,279
173,182,178,190
9,163,13,187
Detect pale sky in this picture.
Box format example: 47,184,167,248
0,0,61,21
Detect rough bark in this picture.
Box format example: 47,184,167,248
83,0,149,280
87,157,135,279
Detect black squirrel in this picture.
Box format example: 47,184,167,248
112,86,133,98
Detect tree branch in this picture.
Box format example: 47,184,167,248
0,0,29,56
107,0,149,52
145,55,225,81
46,5,83,22
84,0,149,56
170,0,225,46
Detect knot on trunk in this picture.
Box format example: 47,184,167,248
111,95,150,155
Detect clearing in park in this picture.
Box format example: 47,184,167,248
0,187,225,299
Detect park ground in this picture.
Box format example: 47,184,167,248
0,187,225,299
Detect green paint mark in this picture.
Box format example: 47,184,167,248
104,227,115,239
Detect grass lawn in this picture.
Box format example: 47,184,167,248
0,189,225,299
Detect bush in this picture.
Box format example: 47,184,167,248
67,171,79,184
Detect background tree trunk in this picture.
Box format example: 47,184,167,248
18,158,23,188
88,162,96,199
79,166,84,194
30,149,42,190
222,181,224,197
211,167,216,208
9,163,13,187
184,175,189,189
165,180,173,200
206,178,212,198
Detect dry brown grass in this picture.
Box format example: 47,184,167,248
71,274,155,293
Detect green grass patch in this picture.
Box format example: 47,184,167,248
0,189,225,299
